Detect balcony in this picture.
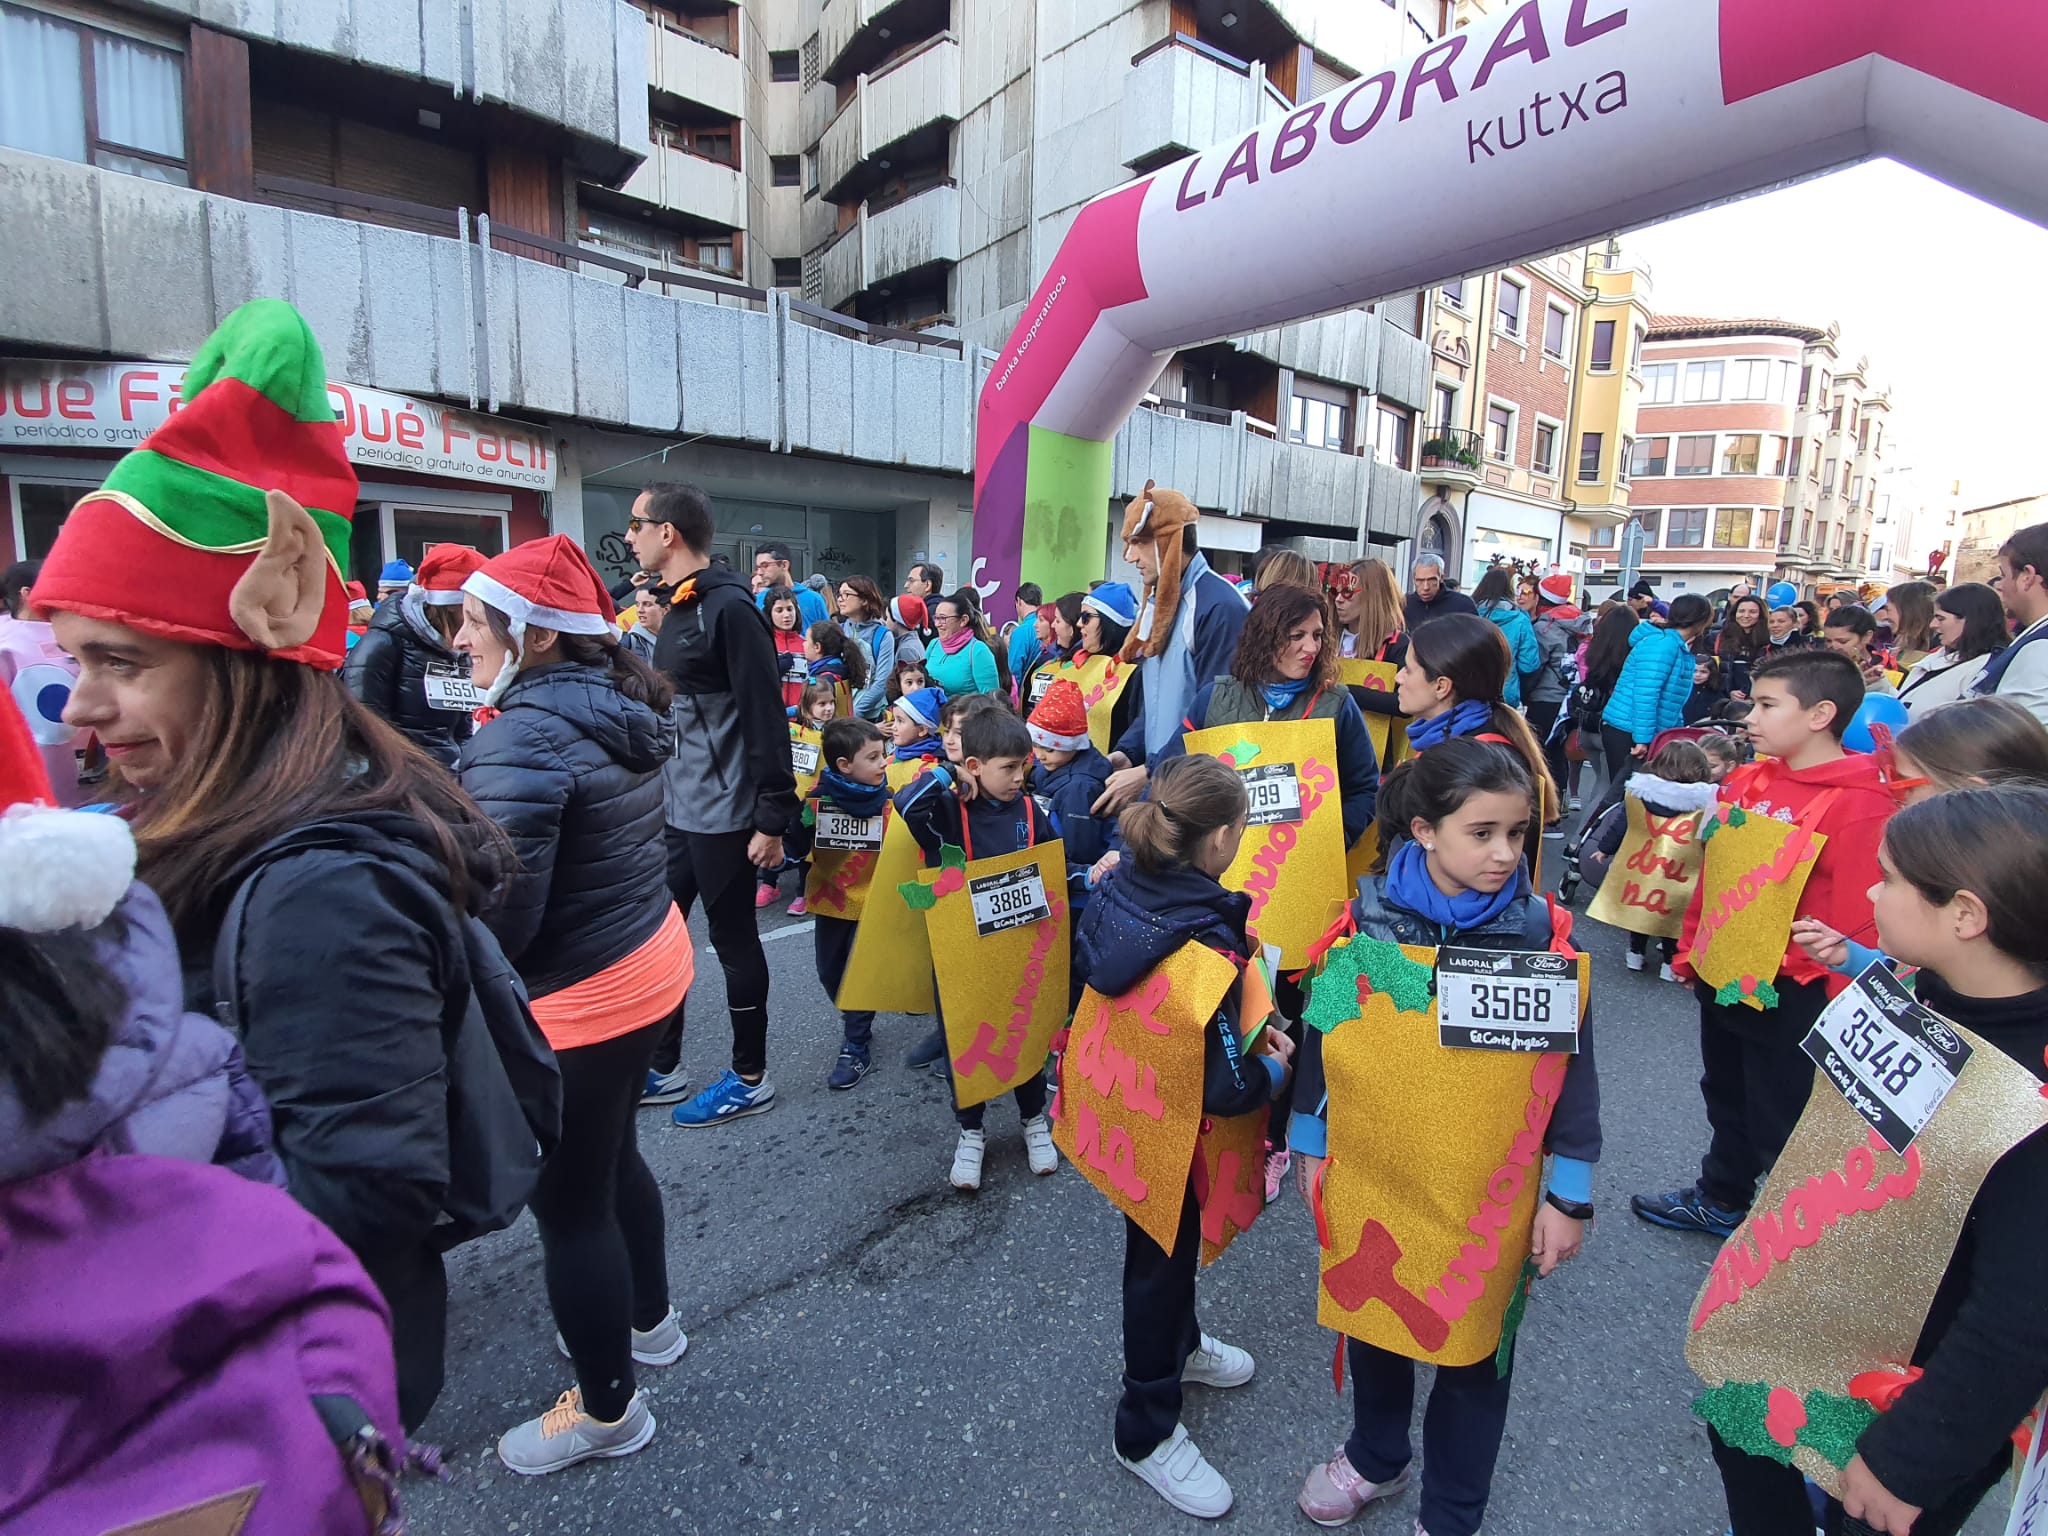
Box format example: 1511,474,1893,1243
817,182,961,311
619,140,746,230
1418,427,1483,487
1121,35,1291,173
647,19,744,120
818,35,962,201
820,0,950,84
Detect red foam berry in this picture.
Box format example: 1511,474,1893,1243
1764,1387,1807,1448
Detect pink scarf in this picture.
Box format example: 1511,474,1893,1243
939,625,975,656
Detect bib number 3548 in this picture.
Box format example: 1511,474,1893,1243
1800,959,1970,1154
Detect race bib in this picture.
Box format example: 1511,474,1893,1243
969,866,1052,936
1800,960,1969,1154
1436,948,1583,1055
781,652,808,684
790,739,821,776
1239,762,1303,826
1028,670,1054,706
813,808,886,852
422,662,480,713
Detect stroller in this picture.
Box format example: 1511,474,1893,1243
1554,724,1725,903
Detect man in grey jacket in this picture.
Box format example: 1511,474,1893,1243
629,483,798,1127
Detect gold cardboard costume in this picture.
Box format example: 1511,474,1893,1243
1588,795,1709,940
1041,650,1134,755
1682,804,1827,1010
834,758,939,1014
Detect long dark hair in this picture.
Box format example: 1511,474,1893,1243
1717,597,1768,662
1883,785,2048,977
1470,566,1516,609
764,584,803,632
1933,581,2009,663
1894,696,2048,790
1583,604,1639,691
130,652,512,950
480,605,675,711
1229,584,1337,693
839,574,885,622
1408,614,1555,810
1371,735,1536,875
805,620,870,690
0,910,129,1125
1079,595,1132,659
1055,592,1088,656
1885,580,1937,656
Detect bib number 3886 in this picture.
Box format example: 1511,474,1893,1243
969,867,1051,936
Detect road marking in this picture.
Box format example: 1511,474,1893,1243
763,921,814,943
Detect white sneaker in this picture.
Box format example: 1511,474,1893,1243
1625,950,1645,972
555,1307,689,1368
950,1128,986,1190
1181,1332,1255,1388
496,1388,654,1475
1660,962,1679,983
1117,1422,1233,1519
1021,1114,1059,1175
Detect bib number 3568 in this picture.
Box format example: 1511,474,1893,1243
1436,948,1581,1054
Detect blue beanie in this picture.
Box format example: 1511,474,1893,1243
380,559,414,583
1081,581,1138,628
896,686,945,733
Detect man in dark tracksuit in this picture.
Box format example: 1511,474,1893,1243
628,483,798,1127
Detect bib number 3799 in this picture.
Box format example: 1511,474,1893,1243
1239,763,1303,826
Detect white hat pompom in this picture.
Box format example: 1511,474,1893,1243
0,805,136,932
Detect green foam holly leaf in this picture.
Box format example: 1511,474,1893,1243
1698,815,1721,844
1726,805,1749,828
801,802,817,828
1754,979,1780,1009
1493,1257,1540,1379
897,878,938,910
1227,738,1261,766
939,843,967,872
1692,1381,1874,1470
1714,979,1745,1007
1303,935,1433,1034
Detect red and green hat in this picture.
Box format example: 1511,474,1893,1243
36,299,358,668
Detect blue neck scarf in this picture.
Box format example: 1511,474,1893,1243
809,656,845,683
1260,675,1314,714
1385,840,1523,933
1406,697,1494,753
818,766,889,817
894,736,941,763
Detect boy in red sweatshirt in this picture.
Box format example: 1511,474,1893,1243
1631,649,1895,1238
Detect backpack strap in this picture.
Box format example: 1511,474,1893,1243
210,867,266,1036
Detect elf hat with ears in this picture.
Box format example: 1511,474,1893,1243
1117,481,1201,662
463,536,619,708
33,300,359,668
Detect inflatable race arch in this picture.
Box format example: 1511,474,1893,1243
970,0,2048,600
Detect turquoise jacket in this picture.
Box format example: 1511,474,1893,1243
1481,601,1542,708
1602,622,1696,744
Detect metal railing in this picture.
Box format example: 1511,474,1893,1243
1418,426,1483,469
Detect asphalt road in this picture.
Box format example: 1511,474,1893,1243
407,857,2008,1536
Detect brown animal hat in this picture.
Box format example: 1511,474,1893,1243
1118,481,1200,661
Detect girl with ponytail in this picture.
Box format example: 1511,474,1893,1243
1289,737,1601,1536
1073,753,1297,1519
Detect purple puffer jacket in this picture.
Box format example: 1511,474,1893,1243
0,882,283,1187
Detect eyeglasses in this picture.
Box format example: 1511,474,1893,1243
627,516,664,533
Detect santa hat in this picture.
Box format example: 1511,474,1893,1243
463,535,619,708
345,580,369,605
34,300,360,668
895,685,944,733
380,560,414,585
1538,572,1576,606
413,543,489,606
1118,481,1201,662
0,698,136,932
1081,582,1138,629
1027,679,1090,752
891,594,928,630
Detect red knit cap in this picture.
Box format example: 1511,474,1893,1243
1028,678,1090,752
415,543,490,606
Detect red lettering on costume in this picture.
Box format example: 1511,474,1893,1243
1193,1146,1264,1244
1074,1101,1148,1200
1692,1130,1923,1329
1694,823,1815,953
1626,811,1700,882
813,850,875,915
1324,1219,1452,1351
1071,995,1166,1120
1241,757,1337,920
1621,881,1673,916
952,900,1065,1083
1421,1056,1559,1321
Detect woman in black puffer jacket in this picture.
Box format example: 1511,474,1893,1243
453,536,692,1476
343,544,489,767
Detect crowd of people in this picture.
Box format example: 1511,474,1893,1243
7,299,2048,1536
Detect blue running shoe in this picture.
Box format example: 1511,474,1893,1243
640,1067,691,1106
671,1069,776,1127
827,1049,872,1091
1630,1184,1745,1237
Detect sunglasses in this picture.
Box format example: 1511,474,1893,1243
627,516,664,533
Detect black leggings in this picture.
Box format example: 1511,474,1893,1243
1709,1427,2009,1536
528,1020,671,1422
658,826,771,1079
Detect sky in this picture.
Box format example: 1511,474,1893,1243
1619,158,2048,515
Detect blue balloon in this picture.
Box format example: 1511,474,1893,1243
1766,581,1800,609
1843,693,1910,754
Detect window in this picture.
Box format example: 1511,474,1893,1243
0,5,187,183
1618,434,1635,483
1822,458,1838,495
1720,434,1762,475
692,237,733,271
1674,435,1716,476
771,154,801,187
1532,420,1558,475
1543,303,1569,360
1630,509,1662,547
1713,508,1752,547
1766,435,1788,476
1432,381,1458,431
1590,319,1616,370
771,257,802,288
1829,400,1843,432
1682,360,1724,402
1371,403,1413,468
1496,277,1525,338
1641,361,1677,403
1728,359,1775,400
1858,419,1871,452
769,49,800,81
1775,360,1798,402
1787,439,1804,478
1486,401,1515,460
1577,432,1603,483
1757,509,1781,548
1589,523,1616,548
1798,364,1812,405
1849,474,1864,508
1667,508,1707,548
1807,442,1821,481
1288,394,1351,451
1440,277,1466,309
1630,435,1670,477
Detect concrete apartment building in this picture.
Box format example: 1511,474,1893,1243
0,0,1440,596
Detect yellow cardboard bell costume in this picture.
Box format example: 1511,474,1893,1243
1039,650,1134,756
834,757,939,1014
1587,784,1716,940
1682,800,1830,1010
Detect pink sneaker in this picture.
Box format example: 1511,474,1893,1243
754,884,778,909
787,896,808,917
1263,1147,1291,1205
1297,1449,1411,1527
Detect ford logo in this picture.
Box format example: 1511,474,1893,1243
1525,953,1570,974
1921,1018,1961,1054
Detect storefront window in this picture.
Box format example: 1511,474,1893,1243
12,480,95,558
389,507,505,570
